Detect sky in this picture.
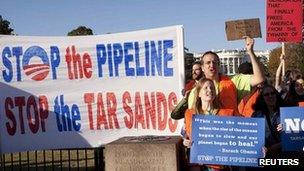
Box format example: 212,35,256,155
0,0,282,53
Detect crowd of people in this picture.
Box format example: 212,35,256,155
171,36,304,171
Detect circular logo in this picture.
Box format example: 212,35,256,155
23,46,50,81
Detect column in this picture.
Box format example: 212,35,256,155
226,57,230,75
232,57,236,75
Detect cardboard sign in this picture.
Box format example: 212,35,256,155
280,107,304,151
225,18,262,41
190,115,265,167
266,0,303,42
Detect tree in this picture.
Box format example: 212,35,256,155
184,52,195,83
257,55,270,77
0,15,14,35
67,26,93,36
268,43,304,79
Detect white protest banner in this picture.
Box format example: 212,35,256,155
0,25,185,153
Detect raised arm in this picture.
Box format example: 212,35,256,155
275,54,285,90
243,36,266,86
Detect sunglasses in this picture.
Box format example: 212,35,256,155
263,92,275,97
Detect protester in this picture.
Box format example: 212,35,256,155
188,36,265,115
184,78,234,171
237,83,263,117
184,78,235,138
237,61,253,74
274,53,304,106
183,61,204,96
171,61,203,120
274,54,291,100
251,84,284,158
172,37,265,170
236,62,261,117
283,71,304,106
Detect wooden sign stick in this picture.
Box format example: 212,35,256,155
282,42,285,78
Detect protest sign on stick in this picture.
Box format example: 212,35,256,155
266,0,303,42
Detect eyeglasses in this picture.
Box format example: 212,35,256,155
263,92,275,97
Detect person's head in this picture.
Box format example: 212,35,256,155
192,61,203,80
200,51,220,79
287,70,304,97
193,78,218,112
261,85,278,108
254,84,283,113
238,62,253,74
283,69,302,84
197,78,216,102
294,78,304,96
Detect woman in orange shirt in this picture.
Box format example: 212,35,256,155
184,78,234,171
184,78,234,140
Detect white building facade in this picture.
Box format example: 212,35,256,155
194,49,270,75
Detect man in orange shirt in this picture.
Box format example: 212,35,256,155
188,36,266,115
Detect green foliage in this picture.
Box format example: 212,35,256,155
268,43,304,79
184,52,195,82
0,15,14,35
67,26,93,36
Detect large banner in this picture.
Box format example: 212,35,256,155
190,115,265,167
280,107,304,151
0,25,185,153
266,0,303,42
